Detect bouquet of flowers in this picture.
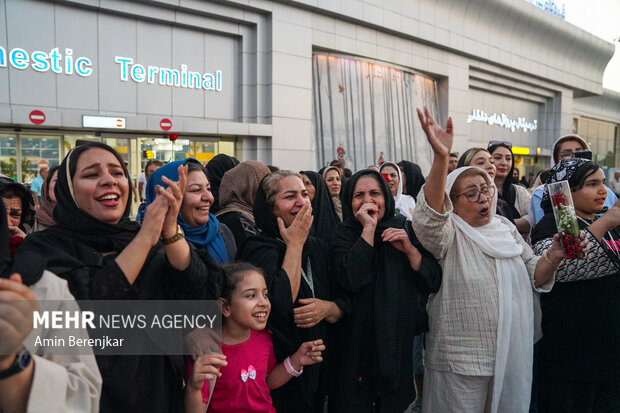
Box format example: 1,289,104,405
548,180,582,258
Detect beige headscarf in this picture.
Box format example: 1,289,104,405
322,166,342,221
215,161,271,222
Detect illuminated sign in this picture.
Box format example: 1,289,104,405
114,57,222,91
0,46,92,76
83,115,126,129
512,147,530,155
467,109,538,133
0,46,223,91
523,0,566,19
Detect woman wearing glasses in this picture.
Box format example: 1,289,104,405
411,108,583,413
487,141,532,238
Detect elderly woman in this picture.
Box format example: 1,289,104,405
33,165,59,231
411,108,579,413
0,177,35,253
15,142,220,413
329,169,442,413
531,158,620,413
147,159,235,262
239,170,344,413
215,160,271,250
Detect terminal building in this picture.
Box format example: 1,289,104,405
1,0,619,184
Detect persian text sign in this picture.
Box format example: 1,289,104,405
467,109,538,133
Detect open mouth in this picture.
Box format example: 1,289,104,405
97,193,120,206
252,311,268,320
196,206,210,211
480,207,490,217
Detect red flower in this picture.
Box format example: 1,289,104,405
551,194,567,207
168,133,179,142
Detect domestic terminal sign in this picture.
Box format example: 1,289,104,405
0,46,223,91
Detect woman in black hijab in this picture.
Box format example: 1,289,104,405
14,142,220,413
397,160,425,201
239,170,345,413
300,170,340,243
329,169,442,413
205,154,239,213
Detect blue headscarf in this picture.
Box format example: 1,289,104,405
145,159,230,263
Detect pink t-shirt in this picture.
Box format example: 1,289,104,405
187,329,277,413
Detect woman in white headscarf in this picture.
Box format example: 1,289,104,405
411,108,586,413
379,161,416,220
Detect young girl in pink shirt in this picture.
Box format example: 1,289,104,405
185,262,325,413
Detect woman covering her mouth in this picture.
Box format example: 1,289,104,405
239,170,344,412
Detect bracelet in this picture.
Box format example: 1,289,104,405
543,249,560,268
283,356,303,377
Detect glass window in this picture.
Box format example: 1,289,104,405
0,134,18,180
63,135,100,157
19,135,61,183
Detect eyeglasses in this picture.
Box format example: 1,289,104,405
488,140,512,149
456,186,495,202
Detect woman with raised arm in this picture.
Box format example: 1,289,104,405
14,142,219,413
411,108,585,413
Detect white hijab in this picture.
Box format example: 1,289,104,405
380,161,416,220
447,167,534,413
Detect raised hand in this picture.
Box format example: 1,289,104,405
159,164,188,238
290,339,325,369
0,274,38,365
187,354,228,391
277,202,313,248
417,107,453,157
355,202,379,229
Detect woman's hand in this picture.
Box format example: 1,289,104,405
294,298,339,328
187,354,227,391
416,107,453,157
548,231,589,264
137,195,169,246
277,202,313,248
602,198,620,231
290,339,325,369
0,274,38,368
381,228,422,270
355,202,379,229
7,226,26,239
159,165,188,239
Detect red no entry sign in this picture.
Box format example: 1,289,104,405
160,118,172,131
29,110,46,125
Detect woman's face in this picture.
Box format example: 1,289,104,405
325,170,341,197
301,174,316,202
572,168,606,219
72,148,129,225
272,175,311,227
469,150,496,180
381,165,400,196
491,146,512,180
352,175,385,221
180,170,214,227
48,170,58,203
452,174,493,227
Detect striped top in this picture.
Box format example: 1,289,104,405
412,190,553,376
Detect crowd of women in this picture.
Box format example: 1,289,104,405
0,107,618,413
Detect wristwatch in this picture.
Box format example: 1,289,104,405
161,224,184,245
0,347,32,380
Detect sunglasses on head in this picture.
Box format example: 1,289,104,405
488,140,512,149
